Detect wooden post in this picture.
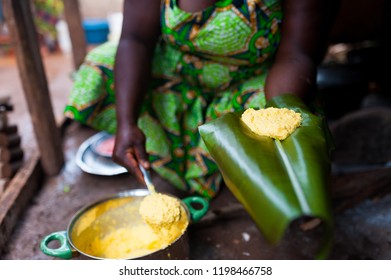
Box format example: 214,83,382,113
3,0,64,176
62,0,87,69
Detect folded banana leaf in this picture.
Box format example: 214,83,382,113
198,94,334,259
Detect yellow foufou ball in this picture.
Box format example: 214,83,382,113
241,107,302,140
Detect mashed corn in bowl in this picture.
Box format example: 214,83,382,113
70,192,189,259
40,189,208,260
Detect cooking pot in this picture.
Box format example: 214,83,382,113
40,189,208,260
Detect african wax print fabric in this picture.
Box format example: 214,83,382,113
65,0,282,198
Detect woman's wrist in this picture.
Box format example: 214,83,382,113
117,118,139,131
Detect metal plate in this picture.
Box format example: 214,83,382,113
90,132,115,158
75,132,127,176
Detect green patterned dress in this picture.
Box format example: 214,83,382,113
64,0,282,198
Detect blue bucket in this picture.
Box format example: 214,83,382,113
83,19,109,44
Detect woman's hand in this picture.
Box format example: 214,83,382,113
112,124,150,184
112,0,161,184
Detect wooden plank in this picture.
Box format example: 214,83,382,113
0,147,24,162
0,132,21,148
2,0,64,176
0,160,24,179
62,0,87,69
0,125,18,135
0,152,43,255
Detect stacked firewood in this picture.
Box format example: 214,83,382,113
0,96,24,195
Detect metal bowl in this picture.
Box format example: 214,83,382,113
40,189,208,260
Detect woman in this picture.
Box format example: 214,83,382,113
32,0,64,52
65,0,340,198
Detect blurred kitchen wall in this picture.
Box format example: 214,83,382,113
78,0,123,19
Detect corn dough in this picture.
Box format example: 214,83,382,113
241,107,302,140
139,193,181,227
139,193,188,242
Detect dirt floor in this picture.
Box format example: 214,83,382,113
1,43,391,260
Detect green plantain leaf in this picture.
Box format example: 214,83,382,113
198,94,333,259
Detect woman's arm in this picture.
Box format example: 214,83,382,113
265,0,341,102
113,0,161,182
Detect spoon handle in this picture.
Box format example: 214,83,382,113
139,164,156,194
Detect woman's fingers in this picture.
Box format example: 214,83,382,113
112,126,150,183
134,142,150,170
124,148,145,183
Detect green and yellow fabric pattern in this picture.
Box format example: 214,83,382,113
64,0,282,198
